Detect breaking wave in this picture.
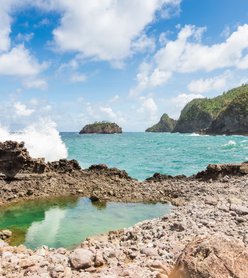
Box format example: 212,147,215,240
222,140,237,148
0,119,68,161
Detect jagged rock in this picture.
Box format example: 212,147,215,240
48,159,81,173
170,235,248,278
23,158,47,174
0,141,31,179
146,113,177,132
88,164,132,180
146,173,187,182
79,122,122,134
195,162,248,180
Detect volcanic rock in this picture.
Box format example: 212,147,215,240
195,162,248,180
0,141,31,179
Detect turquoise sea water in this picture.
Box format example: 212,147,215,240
0,197,170,249
62,132,248,180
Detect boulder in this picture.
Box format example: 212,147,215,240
0,141,31,179
69,248,95,270
170,235,248,278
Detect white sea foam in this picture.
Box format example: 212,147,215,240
189,133,209,137
222,140,237,147
0,119,68,161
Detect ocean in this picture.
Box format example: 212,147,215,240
61,132,248,180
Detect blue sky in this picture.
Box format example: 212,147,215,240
1,0,248,131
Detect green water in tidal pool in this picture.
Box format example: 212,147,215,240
0,197,171,249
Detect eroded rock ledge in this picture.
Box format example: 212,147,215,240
0,141,248,277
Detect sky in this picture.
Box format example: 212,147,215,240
1,0,248,131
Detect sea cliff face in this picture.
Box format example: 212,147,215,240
206,90,248,135
146,113,177,132
173,99,214,133
148,84,248,135
79,122,122,134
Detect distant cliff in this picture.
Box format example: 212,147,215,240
206,90,248,135
146,113,176,132
173,98,214,133
174,84,248,134
148,84,248,135
79,122,122,134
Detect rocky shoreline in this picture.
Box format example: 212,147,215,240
0,142,248,277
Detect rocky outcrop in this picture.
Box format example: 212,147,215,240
1,142,248,277
0,140,82,179
146,113,177,132
195,162,248,180
0,141,31,179
170,235,248,278
88,164,132,180
79,122,122,134
173,99,214,133
23,158,81,174
206,90,248,135
171,84,248,134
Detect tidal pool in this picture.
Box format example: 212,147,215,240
0,197,171,249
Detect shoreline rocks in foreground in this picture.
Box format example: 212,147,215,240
79,121,122,134
0,140,248,277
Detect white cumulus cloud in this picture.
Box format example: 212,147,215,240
0,45,45,77
132,24,248,95
188,72,231,94
14,102,35,116
51,0,181,62
99,106,117,120
155,24,248,73
138,97,158,115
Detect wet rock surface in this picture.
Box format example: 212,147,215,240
0,141,248,277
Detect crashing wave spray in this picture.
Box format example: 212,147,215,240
0,119,68,161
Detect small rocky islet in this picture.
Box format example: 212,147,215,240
145,114,177,133
79,121,122,134
146,84,248,135
0,141,248,277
